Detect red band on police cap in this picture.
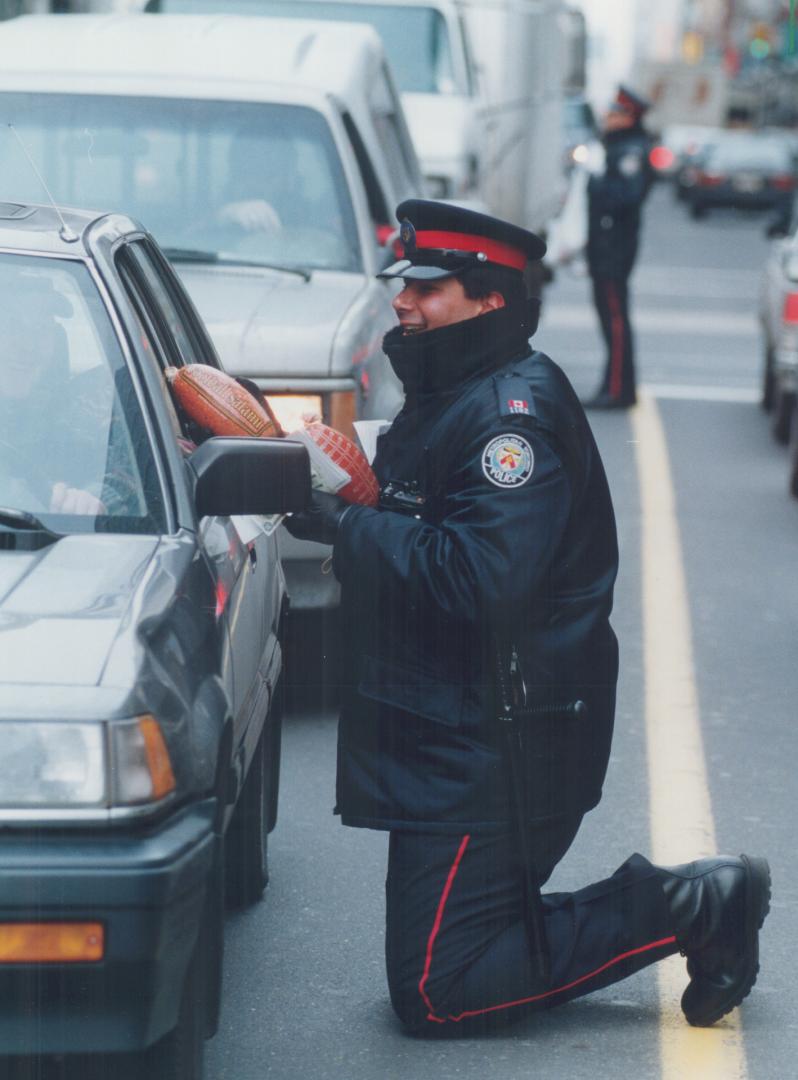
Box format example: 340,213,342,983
414,230,527,271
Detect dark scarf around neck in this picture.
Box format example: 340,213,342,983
382,298,540,397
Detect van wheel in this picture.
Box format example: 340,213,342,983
690,203,706,220
225,721,269,909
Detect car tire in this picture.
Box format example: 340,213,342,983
690,203,707,220
225,719,269,910
789,406,798,499
771,386,795,444
762,347,775,411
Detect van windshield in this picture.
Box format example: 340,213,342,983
146,0,460,94
0,95,362,273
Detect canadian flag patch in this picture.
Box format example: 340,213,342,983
507,399,530,415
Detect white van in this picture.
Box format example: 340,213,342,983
0,13,424,608
142,0,569,242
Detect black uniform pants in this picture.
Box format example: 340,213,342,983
590,275,637,404
385,825,678,1033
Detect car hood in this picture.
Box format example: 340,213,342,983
0,535,159,688
175,264,365,379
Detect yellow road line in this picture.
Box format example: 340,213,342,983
632,392,748,1080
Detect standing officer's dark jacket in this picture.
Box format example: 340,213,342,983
332,302,619,833
587,124,654,279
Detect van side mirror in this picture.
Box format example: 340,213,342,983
188,437,311,518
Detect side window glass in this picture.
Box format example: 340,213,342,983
124,241,205,366
370,67,417,200
342,111,390,228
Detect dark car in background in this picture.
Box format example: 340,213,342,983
687,131,796,220
0,202,309,1078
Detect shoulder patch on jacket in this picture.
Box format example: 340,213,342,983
494,374,537,419
482,433,535,488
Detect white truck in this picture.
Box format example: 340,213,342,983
133,0,569,240
631,59,730,133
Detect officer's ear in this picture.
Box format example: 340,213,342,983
478,291,505,314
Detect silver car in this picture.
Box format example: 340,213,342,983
0,200,309,1077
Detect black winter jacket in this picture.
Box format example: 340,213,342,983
587,124,654,279
331,304,619,833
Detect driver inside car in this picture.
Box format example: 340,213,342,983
1,298,107,516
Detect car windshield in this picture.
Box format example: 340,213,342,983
147,0,459,94
705,137,793,172
0,96,361,273
0,252,167,535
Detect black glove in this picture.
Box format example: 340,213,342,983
284,489,351,545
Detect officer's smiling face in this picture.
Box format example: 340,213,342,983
392,277,504,335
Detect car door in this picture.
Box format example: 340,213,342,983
114,238,277,775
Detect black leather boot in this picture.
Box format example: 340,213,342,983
659,855,771,1027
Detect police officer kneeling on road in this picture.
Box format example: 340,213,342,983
286,199,771,1033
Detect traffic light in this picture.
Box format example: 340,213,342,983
749,21,774,60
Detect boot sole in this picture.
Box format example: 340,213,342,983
685,854,771,1027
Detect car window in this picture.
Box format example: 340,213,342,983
123,242,207,368
370,64,419,200
0,95,362,273
705,137,793,171
0,253,167,534
152,0,462,94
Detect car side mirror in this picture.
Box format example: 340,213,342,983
187,437,311,518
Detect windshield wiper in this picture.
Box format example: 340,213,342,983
162,247,312,281
0,507,62,537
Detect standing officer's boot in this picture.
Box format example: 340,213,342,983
659,855,771,1027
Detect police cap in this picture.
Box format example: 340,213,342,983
378,198,546,281
611,84,650,121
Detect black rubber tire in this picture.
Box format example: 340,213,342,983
789,407,798,498
690,202,707,220
224,722,269,910
761,347,775,412
771,386,795,444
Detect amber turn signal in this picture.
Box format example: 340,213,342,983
0,923,104,963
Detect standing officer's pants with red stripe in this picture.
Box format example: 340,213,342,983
591,275,637,405
385,826,677,1032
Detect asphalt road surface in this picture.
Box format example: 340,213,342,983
206,185,798,1080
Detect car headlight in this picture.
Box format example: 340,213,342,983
0,722,105,807
0,716,175,809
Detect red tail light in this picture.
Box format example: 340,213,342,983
697,171,724,187
649,145,675,171
782,292,798,324
375,223,395,246
771,174,796,191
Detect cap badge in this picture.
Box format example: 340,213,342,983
399,219,416,251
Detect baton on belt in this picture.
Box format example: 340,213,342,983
494,635,588,988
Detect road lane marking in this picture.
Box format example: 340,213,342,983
632,392,750,1080
542,304,756,336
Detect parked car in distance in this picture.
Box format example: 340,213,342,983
686,131,796,220
0,12,421,610
759,210,798,498
0,200,310,1078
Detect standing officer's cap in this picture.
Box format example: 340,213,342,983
379,198,546,281
610,84,650,121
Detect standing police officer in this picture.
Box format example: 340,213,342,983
584,85,654,409
286,199,770,1033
